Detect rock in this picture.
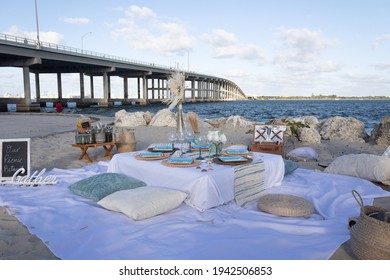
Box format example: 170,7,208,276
205,115,254,129
114,110,148,127
265,119,293,138
297,127,322,144
286,116,319,129
370,116,390,147
143,111,153,125
318,116,368,143
149,109,177,127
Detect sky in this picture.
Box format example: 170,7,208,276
1,0,390,98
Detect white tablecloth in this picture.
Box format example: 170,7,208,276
107,152,284,211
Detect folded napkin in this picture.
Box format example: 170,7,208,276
167,157,194,164
153,145,173,151
139,152,163,158
225,149,249,155
219,156,248,162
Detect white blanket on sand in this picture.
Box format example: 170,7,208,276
0,162,388,260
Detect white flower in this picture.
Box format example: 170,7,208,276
207,130,227,143
220,134,227,144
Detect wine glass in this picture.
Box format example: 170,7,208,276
178,132,186,153
168,132,177,150
185,131,194,153
194,134,205,160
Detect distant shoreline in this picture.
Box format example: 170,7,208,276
248,96,390,101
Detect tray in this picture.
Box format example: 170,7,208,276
161,159,201,168
134,153,170,161
212,157,253,166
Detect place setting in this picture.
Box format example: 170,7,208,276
134,151,170,161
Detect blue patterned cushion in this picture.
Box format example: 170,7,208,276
68,173,146,202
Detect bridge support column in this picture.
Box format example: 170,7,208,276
57,73,62,101
35,73,41,101
90,76,94,99
123,77,128,100
137,77,141,99
17,65,32,112
139,75,148,105
79,73,85,101
191,80,195,99
101,72,109,107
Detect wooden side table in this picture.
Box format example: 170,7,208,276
71,142,117,163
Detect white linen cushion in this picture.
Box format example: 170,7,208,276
97,187,188,220
324,154,390,185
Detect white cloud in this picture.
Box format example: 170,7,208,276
5,26,64,44
111,5,192,55
208,29,238,47
371,63,390,70
61,17,90,24
125,5,156,20
223,69,250,78
372,34,390,49
275,27,338,62
205,29,267,64
315,61,342,73
0,72,15,78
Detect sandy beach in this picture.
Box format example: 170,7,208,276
0,112,389,260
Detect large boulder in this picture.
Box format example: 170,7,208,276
114,110,150,127
205,115,254,129
297,127,321,144
285,116,319,129
370,116,390,147
318,116,368,143
149,109,176,127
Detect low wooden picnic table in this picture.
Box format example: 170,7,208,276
71,142,117,163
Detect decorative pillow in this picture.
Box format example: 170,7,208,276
68,173,146,202
324,154,390,185
286,147,319,162
97,187,188,220
284,159,299,175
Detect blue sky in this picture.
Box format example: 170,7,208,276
1,0,390,97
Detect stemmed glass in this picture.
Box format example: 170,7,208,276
194,133,205,160
185,131,194,153
178,132,186,153
168,132,177,150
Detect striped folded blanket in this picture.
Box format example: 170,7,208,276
234,160,265,207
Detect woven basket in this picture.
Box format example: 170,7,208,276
348,190,390,260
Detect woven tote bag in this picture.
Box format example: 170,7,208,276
348,190,390,260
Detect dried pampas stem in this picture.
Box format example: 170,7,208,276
187,112,199,133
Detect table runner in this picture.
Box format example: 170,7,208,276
234,159,265,206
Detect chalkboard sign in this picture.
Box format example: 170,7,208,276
0,138,30,180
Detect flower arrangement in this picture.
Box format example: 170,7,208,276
166,71,185,111
207,130,227,156
165,71,186,134
207,130,227,144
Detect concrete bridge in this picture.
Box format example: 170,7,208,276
0,33,247,112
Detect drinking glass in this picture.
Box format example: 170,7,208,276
178,132,186,153
185,131,194,153
168,132,177,150
194,134,205,160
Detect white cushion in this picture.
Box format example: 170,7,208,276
97,187,188,220
324,154,390,185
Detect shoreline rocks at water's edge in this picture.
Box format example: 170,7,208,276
113,109,390,148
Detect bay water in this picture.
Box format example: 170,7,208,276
75,99,390,134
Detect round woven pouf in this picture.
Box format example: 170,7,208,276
257,194,314,217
